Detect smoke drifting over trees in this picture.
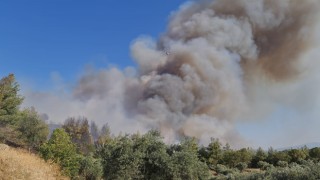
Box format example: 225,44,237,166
23,0,320,147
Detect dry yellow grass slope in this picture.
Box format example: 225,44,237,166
0,144,68,180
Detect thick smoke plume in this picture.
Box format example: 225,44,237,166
24,0,320,147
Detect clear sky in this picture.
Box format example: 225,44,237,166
0,0,185,87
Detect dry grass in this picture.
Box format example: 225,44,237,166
0,144,68,180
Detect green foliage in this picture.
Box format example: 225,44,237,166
251,147,267,168
0,74,48,149
309,147,320,161
236,162,248,172
267,149,291,165
78,155,103,180
261,163,319,179
16,108,49,150
288,149,308,163
215,164,235,175
0,74,24,142
0,74,24,121
257,161,273,170
168,139,210,180
277,160,288,167
40,128,80,178
237,148,253,165
207,138,223,167
97,135,143,179
221,149,238,168
221,148,252,168
97,130,209,180
97,131,172,179
133,130,170,180
235,160,320,180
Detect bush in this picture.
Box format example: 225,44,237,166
16,108,49,150
236,162,248,172
277,160,288,167
78,155,103,180
269,164,311,180
40,128,80,178
215,164,235,175
257,161,273,170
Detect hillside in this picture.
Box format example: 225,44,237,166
0,144,68,180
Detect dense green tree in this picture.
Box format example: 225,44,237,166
0,74,48,150
266,147,276,164
0,74,24,122
97,130,209,180
277,160,288,167
168,138,210,180
207,138,223,167
40,128,80,178
98,135,143,179
133,130,171,180
236,162,248,172
198,146,209,164
214,164,234,176
78,155,103,180
251,147,267,168
221,149,238,168
267,150,291,165
257,161,273,170
0,74,24,143
221,148,252,168
288,149,307,163
310,147,320,161
16,108,49,150
237,148,253,165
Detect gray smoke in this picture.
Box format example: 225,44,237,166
23,0,320,147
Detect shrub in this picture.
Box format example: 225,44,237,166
277,160,288,167
16,108,49,150
215,164,235,175
78,155,103,180
236,162,248,172
40,128,80,178
257,161,273,170
269,164,311,180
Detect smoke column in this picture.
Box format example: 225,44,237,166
24,0,320,147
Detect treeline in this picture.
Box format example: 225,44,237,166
40,119,320,179
1,74,320,180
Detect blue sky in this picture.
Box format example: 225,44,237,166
0,0,185,87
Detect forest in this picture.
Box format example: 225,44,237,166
1,73,320,180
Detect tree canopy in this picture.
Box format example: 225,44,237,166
0,74,23,124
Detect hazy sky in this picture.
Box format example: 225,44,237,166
1,0,320,149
